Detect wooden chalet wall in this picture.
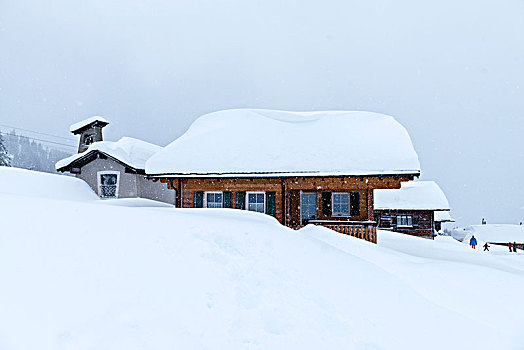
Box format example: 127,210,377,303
374,209,434,237
160,175,414,228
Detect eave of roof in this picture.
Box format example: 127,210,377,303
57,150,143,174
147,170,421,178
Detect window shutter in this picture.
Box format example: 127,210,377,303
193,191,203,208
350,192,360,216
265,191,276,216
223,191,233,208
289,190,300,226
235,191,246,209
322,192,332,216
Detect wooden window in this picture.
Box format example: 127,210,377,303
332,193,349,216
301,192,316,223
246,191,265,213
204,191,223,208
397,215,413,227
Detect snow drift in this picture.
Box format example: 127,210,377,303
0,167,523,350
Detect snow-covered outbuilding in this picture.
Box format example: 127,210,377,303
374,181,451,237
56,118,175,204
145,109,421,243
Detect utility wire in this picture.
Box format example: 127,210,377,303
0,123,76,143
0,131,76,149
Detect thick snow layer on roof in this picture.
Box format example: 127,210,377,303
146,109,420,176
70,116,109,133
56,137,161,170
435,210,454,222
374,181,450,210
459,224,524,243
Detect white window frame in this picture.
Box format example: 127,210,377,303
204,191,223,208
331,192,350,216
397,215,413,228
245,191,266,213
300,191,317,224
97,170,120,198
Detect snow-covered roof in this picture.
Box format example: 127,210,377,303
70,116,109,133
434,210,454,223
56,137,161,171
462,224,524,243
374,181,450,211
145,109,421,176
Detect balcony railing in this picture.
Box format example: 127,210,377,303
291,220,377,244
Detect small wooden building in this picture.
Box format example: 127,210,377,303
374,181,451,238
56,117,175,204
145,109,421,243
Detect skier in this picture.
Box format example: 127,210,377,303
469,235,477,249
483,242,490,251
508,242,513,252
513,242,518,253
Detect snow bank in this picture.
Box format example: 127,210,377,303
374,180,450,210
146,109,420,176
456,224,524,243
1,169,523,349
0,166,98,201
70,116,109,133
56,137,161,171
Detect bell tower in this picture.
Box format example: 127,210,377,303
70,116,109,153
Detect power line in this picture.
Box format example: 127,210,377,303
0,131,76,149
0,123,76,143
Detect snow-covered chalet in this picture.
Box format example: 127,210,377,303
374,181,453,238
145,109,422,243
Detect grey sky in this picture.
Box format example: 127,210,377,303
1,0,523,226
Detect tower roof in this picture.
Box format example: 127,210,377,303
70,116,109,134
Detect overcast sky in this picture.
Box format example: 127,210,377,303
1,0,523,227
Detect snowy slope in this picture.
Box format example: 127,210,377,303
0,168,523,350
146,109,420,176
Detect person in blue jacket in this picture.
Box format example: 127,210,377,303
469,235,478,249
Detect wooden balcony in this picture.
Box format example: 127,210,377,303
291,220,377,244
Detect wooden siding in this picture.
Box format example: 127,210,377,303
374,209,434,237
159,175,414,243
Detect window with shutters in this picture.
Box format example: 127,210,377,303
246,191,265,213
397,215,413,227
97,171,119,198
332,193,349,215
204,191,223,208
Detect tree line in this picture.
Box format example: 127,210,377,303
0,131,73,173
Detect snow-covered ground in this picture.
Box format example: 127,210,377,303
0,167,523,349
452,224,524,245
